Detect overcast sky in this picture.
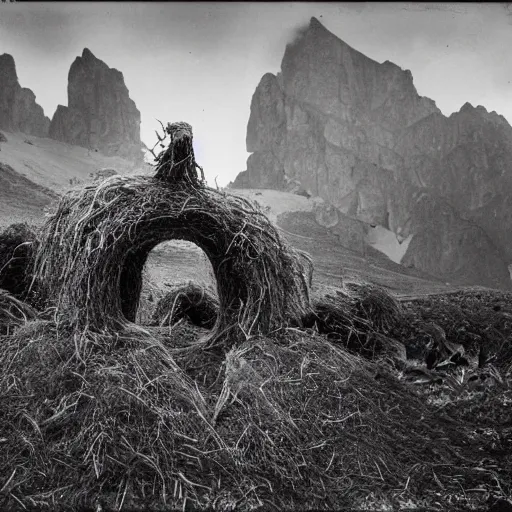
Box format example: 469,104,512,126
1,2,511,185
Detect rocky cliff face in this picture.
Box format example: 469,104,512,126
0,54,50,137
399,193,510,290
49,49,142,162
233,17,512,290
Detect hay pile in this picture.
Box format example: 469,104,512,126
152,282,219,329
1,324,506,511
308,281,404,360
153,121,204,186
0,320,212,511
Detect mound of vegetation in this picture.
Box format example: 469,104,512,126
33,122,311,349
152,282,219,329
306,281,405,361
2,317,511,511
396,290,512,372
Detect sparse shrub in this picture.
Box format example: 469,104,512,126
345,281,403,333
152,282,219,329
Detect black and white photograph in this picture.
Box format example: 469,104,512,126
0,2,511,511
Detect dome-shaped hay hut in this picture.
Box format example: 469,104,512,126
34,122,312,349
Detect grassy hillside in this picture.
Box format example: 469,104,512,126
0,130,149,192
0,130,152,228
0,162,58,228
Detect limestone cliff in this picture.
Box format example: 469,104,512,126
0,54,50,137
233,17,512,289
49,49,143,162
400,193,510,290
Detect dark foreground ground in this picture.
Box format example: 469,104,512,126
1,231,511,511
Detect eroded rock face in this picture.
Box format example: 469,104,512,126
393,105,512,260
400,193,510,290
49,49,142,161
233,17,512,289
0,54,50,137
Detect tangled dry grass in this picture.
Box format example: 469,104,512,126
307,281,405,361
0,288,37,335
152,282,219,330
1,320,510,511
32,122,311,349
33,175,310,349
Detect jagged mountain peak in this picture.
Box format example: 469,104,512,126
234,18,512,290
287,16,376,63
82,47,96,59
309,16,323,28
0,53,17,78
70,48,116,77
453,101,511,130
0,53,50,137
49,48,142,161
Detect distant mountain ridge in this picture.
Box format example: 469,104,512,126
233,17,512,290
0,49,143,163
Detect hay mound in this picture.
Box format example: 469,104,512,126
0,223,37,299
152,282,219,329
0,322,212,511
34,178,310,347
0,288,37,334
0,325,502,510
34,122,311,349
308,281,404,359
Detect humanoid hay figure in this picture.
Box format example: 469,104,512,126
154,121,205,186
